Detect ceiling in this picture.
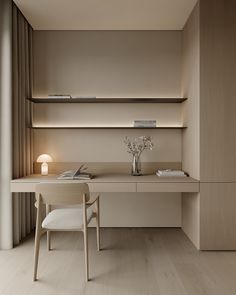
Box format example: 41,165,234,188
14,0,198,30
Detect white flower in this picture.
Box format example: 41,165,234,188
124,136,154,156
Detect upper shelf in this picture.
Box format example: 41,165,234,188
31,126,187,130
27,98,187,104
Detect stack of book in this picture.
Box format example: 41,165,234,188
156,169,187,177
134,120,156,128
48,94,72,99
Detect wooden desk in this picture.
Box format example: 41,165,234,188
11,174,199,193
11,174,200,249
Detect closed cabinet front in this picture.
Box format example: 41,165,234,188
137,182,199,193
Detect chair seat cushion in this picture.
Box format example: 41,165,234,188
42,207,94,230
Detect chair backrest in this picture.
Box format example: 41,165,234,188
35,183,90,206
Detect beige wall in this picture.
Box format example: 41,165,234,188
33,103,183,129
33,129,182,163
33,31,182,98
33,31,183,227
33,31,183,163
33,30,183,163
97,193,181,227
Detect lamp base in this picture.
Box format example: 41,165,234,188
41,162,48,176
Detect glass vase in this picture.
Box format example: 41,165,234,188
132,154,142,176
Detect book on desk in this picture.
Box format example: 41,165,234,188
57,165,93,180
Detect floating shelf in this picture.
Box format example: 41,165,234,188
27,98,187,104
30,126,187,130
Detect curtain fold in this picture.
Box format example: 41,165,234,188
0,0,12,250
12,3,35,246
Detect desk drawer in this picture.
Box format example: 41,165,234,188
88,182,136,193
137,182,199,193
11,182,37,193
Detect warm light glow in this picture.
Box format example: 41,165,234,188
36,154,53,176
36,154,53,163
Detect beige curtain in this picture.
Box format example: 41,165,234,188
0,0,12,250
12,3,35,246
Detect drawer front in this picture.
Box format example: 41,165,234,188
11,182,136,193
88,182,136,193
11,182,38,193
137,182,199,193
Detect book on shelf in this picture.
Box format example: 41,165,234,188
74,96,97,99
156,169,187,177
134,120,156,128
57,165,93,180
48,94,72,99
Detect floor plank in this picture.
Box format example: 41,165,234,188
0,229,236,295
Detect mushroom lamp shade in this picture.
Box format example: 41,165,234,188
36,154,53,176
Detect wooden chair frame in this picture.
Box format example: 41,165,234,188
33,183,100,282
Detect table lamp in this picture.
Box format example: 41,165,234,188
36,154,53,176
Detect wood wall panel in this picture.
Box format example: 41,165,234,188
200,0,236,182
182,2,200,180
181,3,201,250
182,193,200,249
182,0,236,250
200,183,236,250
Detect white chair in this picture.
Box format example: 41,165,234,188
33,183,100,282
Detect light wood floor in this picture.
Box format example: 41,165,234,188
1,228,236,295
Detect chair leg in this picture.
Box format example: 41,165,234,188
83,230,89,281
33,228,41,281
47,231,51,251
95,198,100,251
46,205,51,251
83,193,89,281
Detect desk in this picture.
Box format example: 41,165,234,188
11,174,199,193
12,175,236,250
11,174,200,248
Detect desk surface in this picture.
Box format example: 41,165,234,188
11,174,199,193
11,174,199,183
